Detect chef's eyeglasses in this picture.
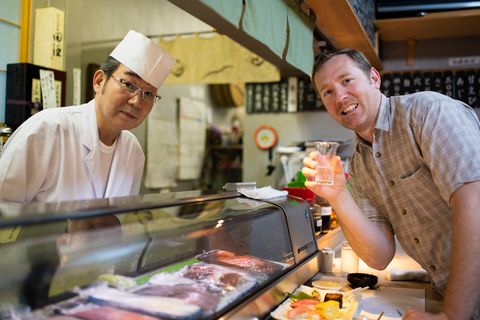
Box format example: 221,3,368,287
110,75,161,104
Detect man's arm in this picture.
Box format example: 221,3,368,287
442,181,480,319
403,181,480,320
303,155,396,270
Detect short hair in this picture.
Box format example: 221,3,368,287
311,48,372,96
99,56,121,81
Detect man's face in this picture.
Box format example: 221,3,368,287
93,64,157,142
313,55,381,139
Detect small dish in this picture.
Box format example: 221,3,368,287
347,273,378,289
311,280,343,291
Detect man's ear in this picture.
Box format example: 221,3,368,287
370,67,381,89
93,70,106,95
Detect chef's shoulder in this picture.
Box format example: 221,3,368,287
24,105,84,130
118,129,143,152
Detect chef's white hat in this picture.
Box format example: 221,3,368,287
110,30,176,89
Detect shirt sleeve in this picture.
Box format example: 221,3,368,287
0,119,59,204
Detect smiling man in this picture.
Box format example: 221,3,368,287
0,30,176,204
303,49,480,320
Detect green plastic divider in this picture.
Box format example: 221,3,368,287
135,258,200,285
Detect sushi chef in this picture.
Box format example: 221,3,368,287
303,49,480,320
0,30,176,204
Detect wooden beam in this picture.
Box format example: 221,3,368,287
19,0,32,63
374,9,480,42
407,38,415,66
304,0,383,71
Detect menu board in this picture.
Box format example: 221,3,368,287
380,68,479,108
246,78,324,113
247,69,480,114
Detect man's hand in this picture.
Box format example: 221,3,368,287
302,153,347,203
403,310,452,320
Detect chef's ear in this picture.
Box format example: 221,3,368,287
93,70,107,95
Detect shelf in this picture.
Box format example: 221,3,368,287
209,144,243,150
374,9,480,42
304,0,383,71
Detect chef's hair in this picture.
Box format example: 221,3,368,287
311,48,372,97
99,56,121,81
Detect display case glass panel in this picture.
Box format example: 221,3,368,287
0,190,316,319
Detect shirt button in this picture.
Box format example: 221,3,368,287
401,209,407,215
375,152,381,158
413,238,419,244
429,265,436,272
388,180,395,186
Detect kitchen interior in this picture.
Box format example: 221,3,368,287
1,0,480,319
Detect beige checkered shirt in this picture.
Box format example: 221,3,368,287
348,92,480,318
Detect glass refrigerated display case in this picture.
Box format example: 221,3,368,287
0,187,323,319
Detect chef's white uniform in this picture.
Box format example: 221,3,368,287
0,100,144,204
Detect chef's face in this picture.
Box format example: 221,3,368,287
313,54,381,139
93,64,157,142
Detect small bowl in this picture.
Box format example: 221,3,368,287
312,280,343,291
347,273,378,289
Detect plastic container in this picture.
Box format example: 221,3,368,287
315,196,332,233
320,247,335,273
310,204,322,233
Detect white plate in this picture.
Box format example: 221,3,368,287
270,285,361,320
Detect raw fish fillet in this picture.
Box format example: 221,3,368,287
137,284,220,312
87,287,202,319
72,306,160,320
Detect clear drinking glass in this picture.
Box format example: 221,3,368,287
314,141,338,185
341,241,359,276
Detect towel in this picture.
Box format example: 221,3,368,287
238,186,288,200
389,268,431,282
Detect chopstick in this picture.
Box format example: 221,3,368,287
345,286,369,300
377,312,384,320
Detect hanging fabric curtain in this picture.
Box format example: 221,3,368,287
285,0,315,75
199,0,244,28
242,0,288,58
160,33,280,84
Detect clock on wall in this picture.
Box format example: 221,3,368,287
254,125,277,149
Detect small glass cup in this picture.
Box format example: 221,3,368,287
314,141,338,185
341,241,359,276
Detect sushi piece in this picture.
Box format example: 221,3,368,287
324,292,343,308
286,305,312,319
315,300,340,320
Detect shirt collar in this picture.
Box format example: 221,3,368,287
354,94,390,152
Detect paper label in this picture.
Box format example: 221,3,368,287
39,69,57,108
321,206,332,215
55,80,62,107
31,78,42,103
73,67,81,105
